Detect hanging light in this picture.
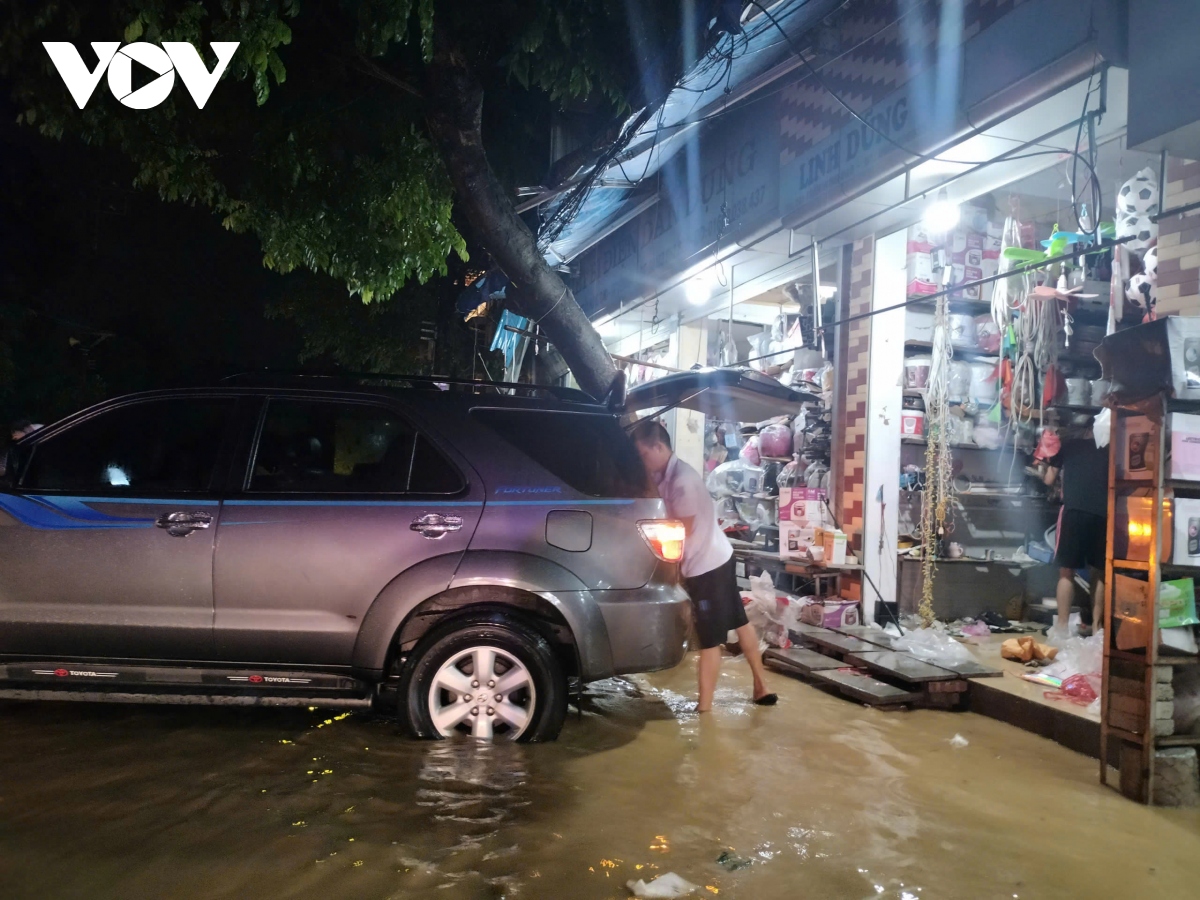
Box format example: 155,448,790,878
924,188,960,234
686,272,712,305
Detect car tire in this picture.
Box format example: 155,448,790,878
400,613,568,742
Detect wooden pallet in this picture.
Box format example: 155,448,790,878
844,650,960,683
808,668,922,706
803,631,878,656
764,647,845,677
827,624,903,649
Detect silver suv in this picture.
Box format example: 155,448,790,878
0,369,806,741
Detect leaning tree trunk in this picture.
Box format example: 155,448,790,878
424,47,619,401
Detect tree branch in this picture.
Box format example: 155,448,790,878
354,53,423,100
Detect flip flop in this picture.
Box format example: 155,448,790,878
753,693,778,706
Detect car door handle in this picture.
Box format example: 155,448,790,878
410,513,463,539
155,511,214,537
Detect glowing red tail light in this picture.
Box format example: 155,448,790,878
638,520,686,563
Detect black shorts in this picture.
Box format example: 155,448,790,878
682,556,750,650
1055,508,1107,570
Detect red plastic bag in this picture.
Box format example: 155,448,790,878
1044,673,1099,705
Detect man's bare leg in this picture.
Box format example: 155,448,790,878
1056,567,1075,635
696,646,721,712
733,623,772,700
1092,576,1105,634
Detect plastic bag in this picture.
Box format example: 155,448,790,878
1159,579,1200,629
627,873,698,898
1044,673,1100,706
893,625,974,664
741,572,796,649
1041,630,1103,681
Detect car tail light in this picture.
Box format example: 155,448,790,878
638,520,685,563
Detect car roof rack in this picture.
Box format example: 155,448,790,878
219,370,598,404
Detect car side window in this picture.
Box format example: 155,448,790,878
21,398,234,494
248,399,462,494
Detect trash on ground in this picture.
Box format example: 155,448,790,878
949,733,969,748
716,850,754,871
1000,636,1058,663
627,872,699,898
893,624,974,664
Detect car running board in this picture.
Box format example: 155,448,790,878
0,662,375,709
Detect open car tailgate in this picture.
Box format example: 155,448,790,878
624,367,819,424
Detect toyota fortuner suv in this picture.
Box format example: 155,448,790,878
0,369,810,740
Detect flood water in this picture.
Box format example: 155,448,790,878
1,656,1197,899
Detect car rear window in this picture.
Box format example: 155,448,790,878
471,409,654,498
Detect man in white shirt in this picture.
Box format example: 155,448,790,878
633,419,776,712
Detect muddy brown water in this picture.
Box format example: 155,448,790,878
1,657,1197,899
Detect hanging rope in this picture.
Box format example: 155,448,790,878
919,290,955,626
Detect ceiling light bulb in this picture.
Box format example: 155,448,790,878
924,189,960,234
686,275,710,306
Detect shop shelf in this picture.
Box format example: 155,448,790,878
1046,404,1102,413
900,436,1023,453
1111,559,1151,571
1156,734,1200,747
903,340,1000,362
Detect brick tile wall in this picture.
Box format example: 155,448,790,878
1157,158,1200,316
831,236,874,554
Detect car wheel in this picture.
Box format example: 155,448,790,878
400,613,567,742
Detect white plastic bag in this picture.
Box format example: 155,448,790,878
1042,630,1104,681
627,873,698,898
893,625,974,665
1093,407,1111,449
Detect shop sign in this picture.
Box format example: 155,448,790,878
637,98,780,281
779,85,923,220
573,96,780,314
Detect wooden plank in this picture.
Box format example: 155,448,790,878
843,650,960,684
930,657,1003,679
810,668,921,705
1109,708,1145,735
828,625,902,649
763,648,845,675
793,624,834,638
1108,674,1146,698
805,631,878,656
1108,694,1148,717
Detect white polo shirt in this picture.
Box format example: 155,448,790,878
655,454,733,578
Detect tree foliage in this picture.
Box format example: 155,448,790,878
1,0,683,326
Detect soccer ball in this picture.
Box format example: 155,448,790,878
1143,246,1159,283
1117,167,1160,217
1118,214,1157,251
1127,272,1157,309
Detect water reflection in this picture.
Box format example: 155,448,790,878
0,659,1197,899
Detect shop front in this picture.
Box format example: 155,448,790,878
541,0,1200,802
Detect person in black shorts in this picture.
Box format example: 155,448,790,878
1042,425,1108,636
632,419,776,712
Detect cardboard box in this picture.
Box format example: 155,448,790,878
823,529,847,565
779,487,831,561
1117,415,1156,480
906,223,935,253
1172,496,1200,564
906,310,935,343
1169,412,1200,481
906,250,937,296
800,599,861,628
